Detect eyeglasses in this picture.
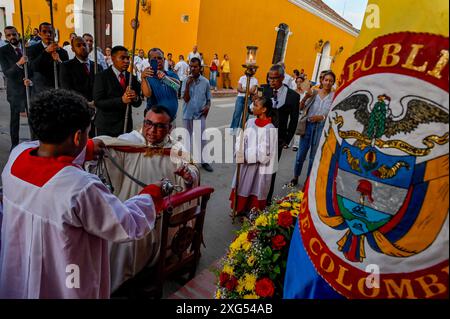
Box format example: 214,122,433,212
143,119,170,130
153,56,164,60
268,76,281,81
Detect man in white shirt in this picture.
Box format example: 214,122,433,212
230,74,258,133
174,55,189,98
83,33,108,70
0,89,163,298
187,45,201,63
134,49,146,81
63,32,77,59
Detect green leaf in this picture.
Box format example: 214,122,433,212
274,265,281,274
272,253,280,262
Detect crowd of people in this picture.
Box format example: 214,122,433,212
0,21,336,298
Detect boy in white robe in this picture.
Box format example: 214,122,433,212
96,105,200,292
0,90,163,299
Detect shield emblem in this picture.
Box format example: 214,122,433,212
336,141,415,236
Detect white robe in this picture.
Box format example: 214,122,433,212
232,118,278,201
96,131,199,292
0,141,157,299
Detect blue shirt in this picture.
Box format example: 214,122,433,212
181,75,211,120
145,70,180,120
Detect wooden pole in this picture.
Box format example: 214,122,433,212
48,0,59,89
18,0,33,138
93,0,98,74
232,66,257,222
123,0,141,134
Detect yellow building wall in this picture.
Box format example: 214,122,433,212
12,0,74,45
196,0,358,86
124,0,201,59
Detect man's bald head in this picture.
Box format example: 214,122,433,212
71,36,89,60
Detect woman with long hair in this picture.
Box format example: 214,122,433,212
290,70,336,186
209,53,220,91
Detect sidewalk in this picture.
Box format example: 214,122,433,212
211,88,237,98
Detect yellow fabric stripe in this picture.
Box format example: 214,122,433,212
394,176,449,252
353,0,449,53
372,231,416,257
315,128,344,228
424,155,449,182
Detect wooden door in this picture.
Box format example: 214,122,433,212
95,0,113,50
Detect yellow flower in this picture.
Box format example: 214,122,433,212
290,209,300,217
215,290,221,299
237,232,248,243
297,192,304,201
247,255,256,267
292,203,301,210
243,274,257,291
223,264,234,276
236,280,245,293
280,202,292,208
230,240,241,252
242,241,252,251
243,293,259,299
255,215,268,227
287,192,296,198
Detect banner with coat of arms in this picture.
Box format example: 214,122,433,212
298,0,449,298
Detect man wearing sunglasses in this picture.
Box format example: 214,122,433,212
95,105,199,292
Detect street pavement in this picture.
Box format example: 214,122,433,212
0,89,310,297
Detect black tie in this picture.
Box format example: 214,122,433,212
273,90,279,107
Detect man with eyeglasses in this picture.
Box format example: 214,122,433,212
258,64,300,204
141,48,180,121
95,105,199,292
27,22,69,94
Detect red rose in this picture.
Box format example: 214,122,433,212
277,211,293,228
255,278,275,298
247,230,257,241
219,272,230,287
271,234,286,250
225,276,238,291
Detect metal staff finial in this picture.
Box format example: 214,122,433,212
123,0,141,134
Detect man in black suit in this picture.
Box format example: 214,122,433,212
60,36,102,102
60,36,102,137
260,64,300,203
27,22,69,94
0,26,28,149
93,46,142,137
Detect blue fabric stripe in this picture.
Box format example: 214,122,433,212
283,220,344,299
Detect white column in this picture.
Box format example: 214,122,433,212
73,0,94,37
311,53,322,83
111,0,124,47
0,0,15,26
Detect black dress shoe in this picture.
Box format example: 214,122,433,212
202,163,214,172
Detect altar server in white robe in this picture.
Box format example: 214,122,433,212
96,104,200,292
230,96,278,217
0,90,163,299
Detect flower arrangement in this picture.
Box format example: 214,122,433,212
215,191,304,299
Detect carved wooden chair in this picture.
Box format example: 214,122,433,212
113,186,214,299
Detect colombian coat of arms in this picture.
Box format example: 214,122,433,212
300,31,449,299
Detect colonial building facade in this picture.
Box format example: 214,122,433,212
5,0,359,84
